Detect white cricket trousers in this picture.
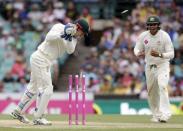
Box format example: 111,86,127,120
17,51,53,118
145,62,171,120
28,51,53,95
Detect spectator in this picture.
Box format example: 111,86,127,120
80,7,93,29
80,7,93,46
98,28,114,50
53,1,66,22
86,77,100,93
99,75,112,93
3,71,15,83
42,3,55,23
66,1,79,21
28,4,43,22
11,55,26,80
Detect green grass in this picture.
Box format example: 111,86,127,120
0,115,183,131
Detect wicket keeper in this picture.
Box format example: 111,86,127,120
11,19,89,125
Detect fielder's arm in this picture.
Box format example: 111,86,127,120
161,33,174,59
134,33,145,57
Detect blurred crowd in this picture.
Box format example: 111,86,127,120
80,1,183,98
0,0,182,98
0,0,93,92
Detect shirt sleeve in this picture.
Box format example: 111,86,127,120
62,38,77,54
45,24,64,42
162,33,174,59
45,23,77,54
134,32,145,56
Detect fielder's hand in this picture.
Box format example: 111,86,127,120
137,50,145,58
151,50,163,58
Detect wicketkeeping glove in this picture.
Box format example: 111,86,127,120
61,23,76,42
61,34,72,42
64,23,77,36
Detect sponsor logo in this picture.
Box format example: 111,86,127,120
120,103,151,115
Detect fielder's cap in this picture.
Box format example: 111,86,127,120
146,16,161,24
74,19,90,35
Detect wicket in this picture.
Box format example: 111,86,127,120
68,73,86,125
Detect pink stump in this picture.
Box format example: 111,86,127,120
69,75,72,125
82,75,86,125
75,75,79,125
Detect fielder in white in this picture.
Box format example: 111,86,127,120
11,19,89,125
134,16,174,123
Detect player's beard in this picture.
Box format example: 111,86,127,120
149,28,158,35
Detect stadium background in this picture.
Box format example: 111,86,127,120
0,0,183,115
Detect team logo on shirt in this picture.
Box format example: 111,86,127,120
144,39,148,45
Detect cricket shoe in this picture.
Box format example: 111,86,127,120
159,119,167,123
150,117,159,123
159,116,168,123
33,118,52,125
11,110,30,124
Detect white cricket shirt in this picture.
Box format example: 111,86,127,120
134,29,174,65
37,23,77,62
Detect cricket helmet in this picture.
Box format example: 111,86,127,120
146,16,161,25
74,19,90,35
146,16,161,30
